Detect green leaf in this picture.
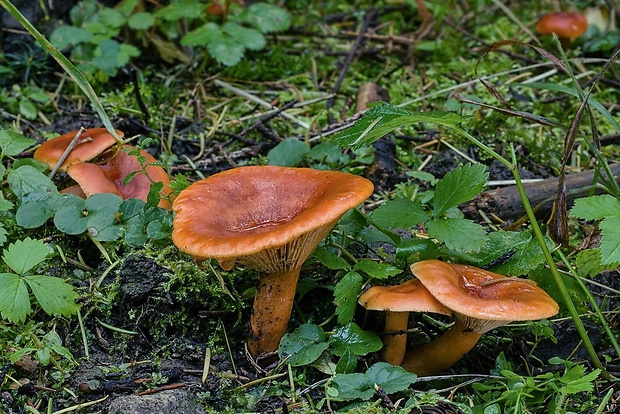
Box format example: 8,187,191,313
278,324,329,366
0,227,7,246
222,22,266,51
426,218,487,252
3,238,49,275
575,249,610,278
433,163,488,217
354,259,402,279
365,362,417,394
117,44,141,67
8,165,58,202
97,8,127,28
371,198,428,229
313,246,351,270
467,230,531,266
331,372,374,401
16,200,56,228
0,130,36,157
155,0,207,21
93,39,122,75
127,12,155,30
335,348,358,374
181,22,221,46
208,35,245,66
599,216,620,265
86,193,123,214
242,3,292,33
395,238,438,263
329,322,382,357
267,138,310,167
25,275,80,318
19,99,38,120
570,195,620,221
87,214,123,242
54,196,88,235
333,104,465,150
50,25,93,48
492,235,552,276
560,367,600,394
0,273,30,323
334,271,363,324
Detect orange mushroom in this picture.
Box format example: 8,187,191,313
65,163,123,198
400,260,559,376
34,128,122,170
171,166,374,358
536,11,588,41
359,279,451,365
99,145,174,209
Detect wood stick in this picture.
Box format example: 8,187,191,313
462,163,620,223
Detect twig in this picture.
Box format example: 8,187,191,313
137,382,186,396
49,127,85,179
326,8,378,115
214,79,309,129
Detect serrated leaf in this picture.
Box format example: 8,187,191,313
154,0,206,21
570,195,620,221
365,362,417,394
333,104,465,150
127,12,155,30
467,230,531,266
242,3,292,33
3,238,49,275
599,216,620,265
331,372,374,401
354,259,402,279
267,138,309,166
334,271,363,324
208,36,245,66
181,22,221,46
50,25,93,48
426,218,487,252
222,22,266,51
25,275,80,318
313,246,351,270
93,39,121,75
279,324,329,366
492,235,552,276
0,130,36,157
575,249,605,278
0,273,30,323
329,322,382,357
561,368,600,394
433,163,488,216
371,198,428,229
0,227,7,246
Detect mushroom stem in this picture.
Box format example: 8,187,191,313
381,311,409,365
247,267,301,357
400,318,482,376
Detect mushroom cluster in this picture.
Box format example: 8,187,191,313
34,128,173,209
361,260,559,376
171,166,374,359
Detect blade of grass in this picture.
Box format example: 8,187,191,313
0,0,120,140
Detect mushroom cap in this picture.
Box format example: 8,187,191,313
536,11,588,39
66,162,123,198
172,166,374,270
359,279,451,315
34,128,123,170
410,260,559,322
100,145,173,209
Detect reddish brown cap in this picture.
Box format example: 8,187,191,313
359,279,451,315
66,163,123,198
100,145,174,209
34,128,123,170
172,166,374,270
536,11,588,39
410,260,559,331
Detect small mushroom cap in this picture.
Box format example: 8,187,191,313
100,145,173,209
34,128,122,170
359,279,451,315
66,163,123,198
410,260,559,322
536,11,588,39
172,166,374,268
